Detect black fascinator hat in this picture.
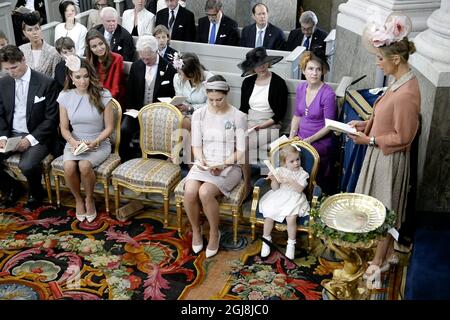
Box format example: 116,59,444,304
237,47,283,77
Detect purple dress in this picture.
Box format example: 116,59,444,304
294,82,337,185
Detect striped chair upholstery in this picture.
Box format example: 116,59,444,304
4,153,54,204
249,138,321,250
174,175,247,245
111,103,183,226
51,99,122,213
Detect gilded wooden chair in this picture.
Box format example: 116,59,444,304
111,103,183,226
249,138,322,250
51,98,122,213
174,171,247,246
3,154,54,204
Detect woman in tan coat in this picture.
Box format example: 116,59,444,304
348,14,421,286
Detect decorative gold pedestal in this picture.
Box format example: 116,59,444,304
321,242,370,300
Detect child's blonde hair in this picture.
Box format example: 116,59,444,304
279,144,301,167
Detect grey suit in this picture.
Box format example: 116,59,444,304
0,69,59,197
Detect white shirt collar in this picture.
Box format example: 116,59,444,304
18,66,31,83
256,24,268,33
169,5,180,16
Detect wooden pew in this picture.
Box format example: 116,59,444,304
75,8,95,28
132,36,305,80
44,0,63,23
41,21,59,45
122,61,339,133
0,2,15,45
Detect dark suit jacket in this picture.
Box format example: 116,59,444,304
286,27,328,53
196,15,239,46
0,69,58,148
155,6,196,42
95,24,136,62
240,23,285,50
161,46,177,65
240,72,288,124
126,58,176,110
54,60,66,92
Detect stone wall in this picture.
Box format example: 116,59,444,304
413,69,450,212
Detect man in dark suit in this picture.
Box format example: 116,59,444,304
240,3,285,50
0,45,58,209
155,0,196,42
196,0,239,46
120,35,177,161
95,7,136,61
286,10,328,54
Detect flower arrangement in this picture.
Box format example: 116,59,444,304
65,55,81,72
366,14,412,48
171,52,184,70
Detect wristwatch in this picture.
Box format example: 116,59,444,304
369,136,376,147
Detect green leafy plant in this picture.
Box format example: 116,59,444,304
310,197,397,248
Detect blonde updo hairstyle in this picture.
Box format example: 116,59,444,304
299,51,329,75
378,37,416,64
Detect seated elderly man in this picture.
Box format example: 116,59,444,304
94,7,136,61
286,10,328,54
87,0,112,29
119,35,177,162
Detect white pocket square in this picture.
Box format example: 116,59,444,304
161,80,170,85
219,34,226,38
178,25,183,28
118,46,122,51
34,96,45,103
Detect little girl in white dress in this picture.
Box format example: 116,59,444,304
259,144,310,260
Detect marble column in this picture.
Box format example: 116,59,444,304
409,0,450,212
332,0,440,88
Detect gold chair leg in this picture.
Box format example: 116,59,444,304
232,208,238,245
103,182,109,214
44,172,52,204
251,223,256,241
54,175,61,207
176,199,183,234
113,183,119,215
163,194,169,228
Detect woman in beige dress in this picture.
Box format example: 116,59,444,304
184,75,247,258
348,14,420,287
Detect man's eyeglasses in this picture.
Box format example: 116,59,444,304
205,12,219,18
96,3,108,8
301,25,314,33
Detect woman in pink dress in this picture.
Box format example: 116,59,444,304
184,75,247,259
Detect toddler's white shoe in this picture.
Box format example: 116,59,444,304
285,239,296,260
260,235,272,258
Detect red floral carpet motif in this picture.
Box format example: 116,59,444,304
0,205,198,300
224,248,330,300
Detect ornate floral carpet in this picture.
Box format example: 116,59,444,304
219,240,407,300
0,204,201,300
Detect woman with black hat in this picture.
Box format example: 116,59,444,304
238,47,288,170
